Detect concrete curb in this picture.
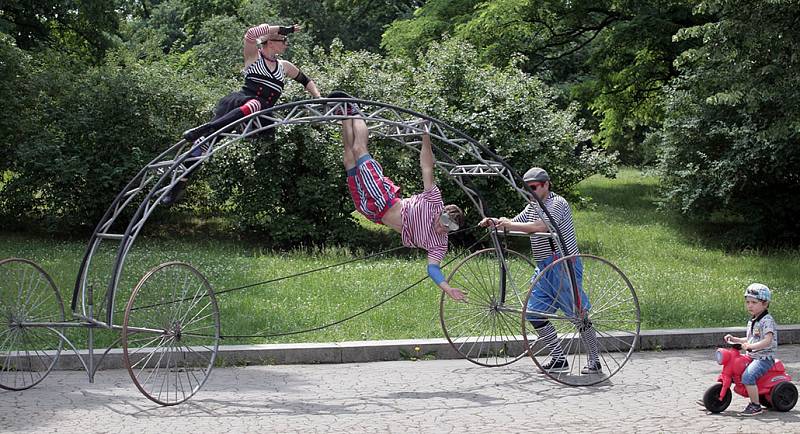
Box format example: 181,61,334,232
51,325,800,371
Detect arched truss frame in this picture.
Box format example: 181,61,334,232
71,98,573,325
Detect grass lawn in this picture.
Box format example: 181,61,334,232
1,168,798,346
575,169,799,330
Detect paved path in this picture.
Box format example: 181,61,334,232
2,346,799,433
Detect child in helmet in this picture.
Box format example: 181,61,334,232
723,283,778,416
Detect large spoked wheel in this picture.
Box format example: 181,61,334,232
521,254,640,386
440,248,536,367
0,258,65,391
122,262,220,406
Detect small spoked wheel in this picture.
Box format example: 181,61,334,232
521,254,640,386
122,261,220,405
440,248,536,367
0,258,65,391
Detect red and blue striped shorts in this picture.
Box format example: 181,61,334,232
347,154,401,223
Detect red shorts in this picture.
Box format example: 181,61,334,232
347,155,401,223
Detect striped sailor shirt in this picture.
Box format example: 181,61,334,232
241,54,286,107
401,185,448,263
511,191,579,261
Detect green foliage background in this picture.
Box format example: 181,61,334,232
656,0,800,247
1,0,799,248
0,1,611,246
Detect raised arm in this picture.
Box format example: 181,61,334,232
243,23,300,67
420,131,435,191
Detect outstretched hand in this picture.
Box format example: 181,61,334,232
479,217,495,227
479,217,511,229
444,286,467,302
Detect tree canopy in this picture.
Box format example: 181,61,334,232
0,1,610,246
0,0,120,61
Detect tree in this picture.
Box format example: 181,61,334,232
0,0,120,61
303,38,614,219
382,0,478,57
271,0,424,52
381,0,705,164
1,34,614,242
657,0,800,247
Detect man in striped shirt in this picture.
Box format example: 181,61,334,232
338,108,466,301
479,167,601,374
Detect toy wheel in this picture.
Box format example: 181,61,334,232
521,254,640,386
440,248,536,366
770,381,798,412
0,258,65,391
703,383,732,413
122,262,220,405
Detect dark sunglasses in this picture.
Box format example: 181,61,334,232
439,213,459,231
527,182,546,189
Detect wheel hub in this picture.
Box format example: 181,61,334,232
171,320,182,339
8,312,22,330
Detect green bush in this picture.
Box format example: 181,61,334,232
657,0,800,247
0,43,214,231
204,126,359,247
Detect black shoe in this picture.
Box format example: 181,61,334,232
182,123,215,142
581,360,602,374
189,140,209,158
162,179,188,206
327,90,353,99
327,91,359,115
738,402,763,416
541,357,569,372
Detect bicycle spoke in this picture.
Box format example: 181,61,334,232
522,254,640,386
441,248,536,366
122,262,219,405
0,259,65,391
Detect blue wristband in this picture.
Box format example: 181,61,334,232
427,264,445,285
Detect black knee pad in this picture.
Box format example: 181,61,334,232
529,318,550,330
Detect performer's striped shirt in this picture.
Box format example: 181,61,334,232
241,55,286,106
401,185,448,263
511,191,579,261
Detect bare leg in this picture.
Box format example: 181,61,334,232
342,119,356,170
342,118,370,171
350,118,369,159
745,384,760,405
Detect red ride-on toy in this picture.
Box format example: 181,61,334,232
703,342,798,413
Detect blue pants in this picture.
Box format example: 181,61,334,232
742,357,775,385
526,255,591,321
